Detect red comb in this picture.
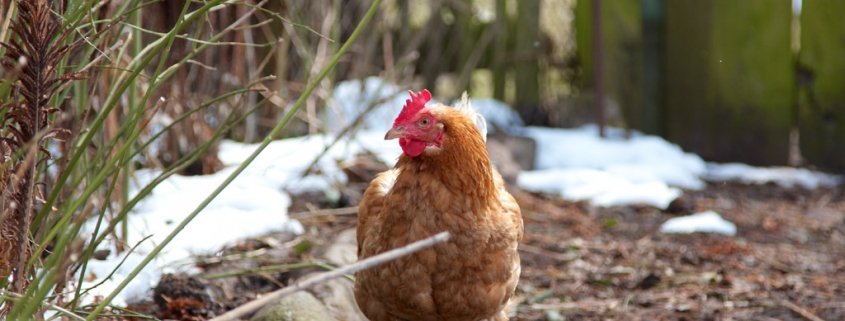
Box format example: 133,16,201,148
394,89,432,126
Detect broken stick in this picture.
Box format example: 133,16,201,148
209,231,451,321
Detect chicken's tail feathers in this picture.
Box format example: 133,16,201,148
457,91,488,142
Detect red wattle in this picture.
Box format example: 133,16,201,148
399,138,426,157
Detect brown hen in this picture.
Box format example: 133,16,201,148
355,90,523,321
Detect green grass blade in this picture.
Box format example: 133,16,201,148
83,0,382,318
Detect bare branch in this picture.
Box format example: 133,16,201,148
288,206,359,219
781,300,828,321
209,231,451,321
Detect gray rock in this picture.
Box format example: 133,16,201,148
315,278,368,321
316,229,368,321
487,134,535,183
251,291,335,321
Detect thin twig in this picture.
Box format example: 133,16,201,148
251,82,288,110
0,290,86,321
244,2,335,42
781,300,828,321
209,231,451,321
531,298,621,312
201,261,330,279
288,206,359,219
298,88,403,179
519,243,577,262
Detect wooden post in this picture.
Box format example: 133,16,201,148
492,0,508,101
592,0,606,137
799,0,845,170
575,0,643,132
514,0,542,124
642,0,664,135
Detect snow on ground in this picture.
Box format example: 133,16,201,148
82,77,841,306
518,169,683,209
516,124,841,209
517,125,706,209
81,166,300,306
705,162,841,189
659,211,738,235
81,135,399,306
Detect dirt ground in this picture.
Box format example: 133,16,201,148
121,159,845,321
513,182,845,321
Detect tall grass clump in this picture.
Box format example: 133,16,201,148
0,0,383,319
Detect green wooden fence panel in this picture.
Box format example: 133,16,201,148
664,0,793,165
799,0,845,171
575,0,645,131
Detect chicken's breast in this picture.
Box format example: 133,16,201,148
355,166,522,321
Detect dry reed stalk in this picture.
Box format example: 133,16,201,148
0,0,79,298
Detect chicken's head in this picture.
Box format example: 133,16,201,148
385,89,443,157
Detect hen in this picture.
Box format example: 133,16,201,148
355,90,523,321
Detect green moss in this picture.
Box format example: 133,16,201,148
665,0,792,165
799,0,845,170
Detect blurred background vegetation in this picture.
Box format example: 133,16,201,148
118,0,845,171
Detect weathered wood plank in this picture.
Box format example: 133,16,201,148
492,0,508,101
664,0,793,165
514,0,543,124
575,0,645,131
642,0,664,135
799,0,845,170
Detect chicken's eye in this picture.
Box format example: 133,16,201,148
418,117,431,127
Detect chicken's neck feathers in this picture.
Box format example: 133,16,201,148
456,92,488,142
395,108,497,212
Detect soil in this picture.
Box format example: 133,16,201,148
514,182,845,321
119,157,845,321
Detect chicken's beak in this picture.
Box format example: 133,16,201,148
384,127,403,140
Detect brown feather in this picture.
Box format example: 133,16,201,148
355,105,523,321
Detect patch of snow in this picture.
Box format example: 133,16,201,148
518,169,681,208
705,163,842,189
324,77,408,134
81,166,303,306
80,126,407,306
523,125,706,190
353,130,403,167
218,135,354,193
516,125,706,209
80,135,381,306
659,211,737,236
516,124,840,209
